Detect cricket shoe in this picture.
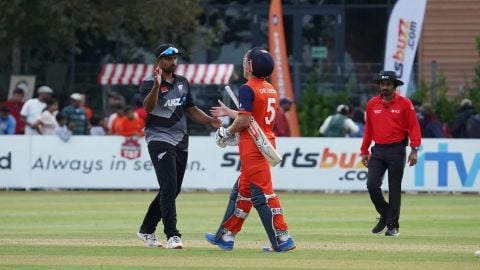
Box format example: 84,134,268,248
137,231,162,247
385,227,400,236
205,233,234,250
166,236,183,249
371,217,387,234
263,237,296,252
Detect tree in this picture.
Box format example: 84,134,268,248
0,0,203,73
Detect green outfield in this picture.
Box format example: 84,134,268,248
0,191,478,269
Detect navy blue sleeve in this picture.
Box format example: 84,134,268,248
238,84,254,113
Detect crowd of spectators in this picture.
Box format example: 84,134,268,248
1,85,477,139
0,85,145,140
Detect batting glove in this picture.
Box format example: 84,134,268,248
215,127,231,148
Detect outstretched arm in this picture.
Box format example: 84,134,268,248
186,106,221,129
210,100,238,119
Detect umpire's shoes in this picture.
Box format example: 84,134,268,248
205,233,234,250
371,217,387,234
263,237,296,252
385,227,400,236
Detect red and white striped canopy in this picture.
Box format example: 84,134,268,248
98,63,234,86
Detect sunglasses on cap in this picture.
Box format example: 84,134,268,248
158,46,179,58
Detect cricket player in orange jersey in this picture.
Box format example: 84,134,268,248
205,47,295,252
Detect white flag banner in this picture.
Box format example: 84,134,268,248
384,0,427,96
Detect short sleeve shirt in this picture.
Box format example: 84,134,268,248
140,74,194,150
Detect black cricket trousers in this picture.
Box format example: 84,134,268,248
366,143,406,228
139,141,188,239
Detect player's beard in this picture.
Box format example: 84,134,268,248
165,64,176,74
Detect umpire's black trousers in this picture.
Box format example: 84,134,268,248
140,141,188,239
366,142,406,228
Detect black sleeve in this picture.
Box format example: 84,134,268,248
140,79,154,101
185,79,195,108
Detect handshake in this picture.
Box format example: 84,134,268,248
215,127,239,148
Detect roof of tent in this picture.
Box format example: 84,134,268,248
98,63,234,86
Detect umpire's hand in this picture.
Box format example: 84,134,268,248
360,154,369,168
408,151,418,167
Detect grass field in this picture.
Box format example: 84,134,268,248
0,191,479,269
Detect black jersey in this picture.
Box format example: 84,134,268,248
140,74,195,150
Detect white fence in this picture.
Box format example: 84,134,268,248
0,136,479,192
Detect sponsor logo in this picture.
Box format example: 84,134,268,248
415,143,480,187
221,147,366,181
0,152,12,169
121,137,141,160
164,97,185,107
160,86,169,93
392,19,418,79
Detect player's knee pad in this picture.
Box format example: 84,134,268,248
250,184,286,250
214,179,252,241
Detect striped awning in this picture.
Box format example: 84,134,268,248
98,63,234,86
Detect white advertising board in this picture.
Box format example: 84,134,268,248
0,136,478,192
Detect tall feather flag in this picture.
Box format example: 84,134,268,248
384,0,427,96
268,0,300,136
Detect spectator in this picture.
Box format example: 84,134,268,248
20,85,54,135
80,94,93,121
133,94,147,122
0,106,16,135
37,98,59,135
421,103,445,138
119,106,145,137
109,104,126,135
273,97,292,137
411,99,425,132
104,92,125,121
89,115,106,135
451,98,477,138
0,87,25,134
319,104,359,137
54,114,72,142
61,93,88,135
350,108,365,137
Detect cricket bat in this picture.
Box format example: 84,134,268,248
224,85,282,167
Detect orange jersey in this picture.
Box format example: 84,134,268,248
119,117,145,137
238,77,278,143
237,77,278,187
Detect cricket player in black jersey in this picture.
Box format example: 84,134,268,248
136,43,221,249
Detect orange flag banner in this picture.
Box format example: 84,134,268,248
268,0,300,136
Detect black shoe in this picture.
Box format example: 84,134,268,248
371,217,386,234
385,227,400,236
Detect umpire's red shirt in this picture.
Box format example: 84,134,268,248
360,93,421,155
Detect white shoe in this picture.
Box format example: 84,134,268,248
137,232,162,247
166,236,183,249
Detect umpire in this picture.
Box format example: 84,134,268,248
360,71,421,236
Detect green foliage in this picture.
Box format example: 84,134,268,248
412,34,480,125
434,76,461,124
297,72,349,137
0,0,203,68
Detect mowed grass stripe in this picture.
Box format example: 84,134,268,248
0,191,478,270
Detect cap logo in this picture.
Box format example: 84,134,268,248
158,46,179,58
